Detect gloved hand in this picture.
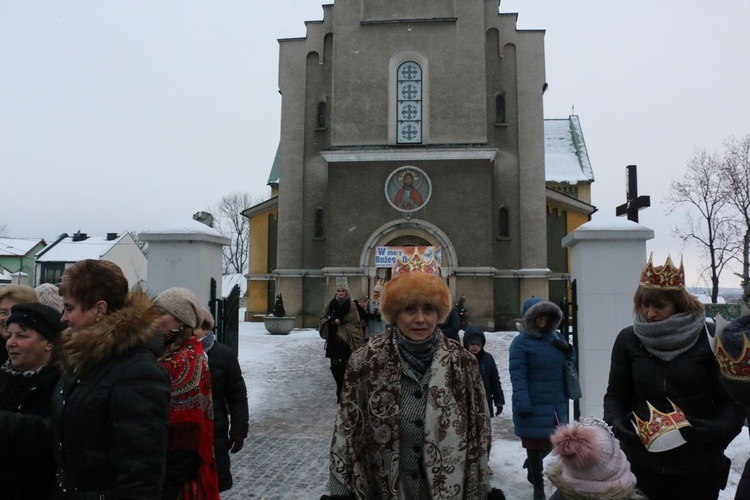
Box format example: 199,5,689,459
552,339,570,351
495,405,503,416
611,415,641,447
680,416,716,445
228,435,245,453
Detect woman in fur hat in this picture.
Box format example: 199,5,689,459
509,297,569,500
546,417,645,500
154,287,220,500
322,271,504,500
53,259,171,499
0,302,65,499
319,278,363,403
603,256,743,500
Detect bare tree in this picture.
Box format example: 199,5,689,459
0,224,8,237
210,191,264,275
719,135,750,288
665,148,741,302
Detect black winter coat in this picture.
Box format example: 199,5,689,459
204,337,249,492
52,292,171,500
0,361,59,500
603,324,744,478
438,309,461,343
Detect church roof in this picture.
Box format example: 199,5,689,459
544,115,594,184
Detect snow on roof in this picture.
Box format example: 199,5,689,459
545,116,595,184
0,237,44,257
36,234,125,263
140,219,225,238
223,273,247,297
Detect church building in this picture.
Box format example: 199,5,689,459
244,0,595,330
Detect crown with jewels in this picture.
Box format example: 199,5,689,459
391,248,440,277
631,400,691,452
709,304,750,382
335,276,349,289
639,254,685,290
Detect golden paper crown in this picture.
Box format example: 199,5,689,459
392,250,439,277
710,306,750,382
639,254,685,290
632,400,690,452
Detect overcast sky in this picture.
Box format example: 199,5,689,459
2,1,748,287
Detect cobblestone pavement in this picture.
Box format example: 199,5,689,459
220,326,520,499
222,328,336,500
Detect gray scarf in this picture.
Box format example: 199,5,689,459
633,311,706,361
396,327,440,378
200,330,216,353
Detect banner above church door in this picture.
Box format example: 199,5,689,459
375,246,442,274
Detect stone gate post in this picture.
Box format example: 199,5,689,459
561,217,654,418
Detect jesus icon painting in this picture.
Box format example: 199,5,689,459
386,166,431,213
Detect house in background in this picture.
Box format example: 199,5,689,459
0,237,46,286
35,231,147,288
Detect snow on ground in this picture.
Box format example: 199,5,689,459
236,317,749,498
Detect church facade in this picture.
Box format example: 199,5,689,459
246,0,595,330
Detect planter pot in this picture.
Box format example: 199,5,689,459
263,316,296,335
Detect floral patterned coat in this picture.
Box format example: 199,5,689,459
329,328,491,499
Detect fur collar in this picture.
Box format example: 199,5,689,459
521,300,563,338
57,291,161,377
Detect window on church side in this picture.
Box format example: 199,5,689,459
495,95,506,124
317,101,327,129
498,206,510,237
315,207,325,238
397,61,422,144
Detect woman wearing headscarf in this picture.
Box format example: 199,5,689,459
603,255,744,499
0,302,65,500
319,278,362,403
54,259,170,499
322,271,504,500
154,287,220,500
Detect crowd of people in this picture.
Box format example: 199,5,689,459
4,253,750,499
0,259,248,500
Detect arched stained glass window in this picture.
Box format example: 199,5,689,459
397,61,422,144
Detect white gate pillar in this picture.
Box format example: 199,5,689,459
562,217,654,418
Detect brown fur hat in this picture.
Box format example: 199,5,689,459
380,272,452,324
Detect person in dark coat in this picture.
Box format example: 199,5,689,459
438,306,461,343
54,259,171,499
509,297,567,500
463,325,505,417
603,255,744,500
318,277,362,403
709,307,750,500
0,302,65,500
196,308,249,493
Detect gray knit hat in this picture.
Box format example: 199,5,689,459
200,307,215,330
35,283,64,313
154,287,202,328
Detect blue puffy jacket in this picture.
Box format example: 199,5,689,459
509,300,568,439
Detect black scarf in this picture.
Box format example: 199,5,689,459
396,327,440,378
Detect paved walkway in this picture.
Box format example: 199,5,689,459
222,327,335,499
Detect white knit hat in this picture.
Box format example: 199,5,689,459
154,287,202,328
547,416,639,499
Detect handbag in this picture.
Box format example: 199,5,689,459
563,355,582,400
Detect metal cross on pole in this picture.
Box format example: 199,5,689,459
615,164,651,222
